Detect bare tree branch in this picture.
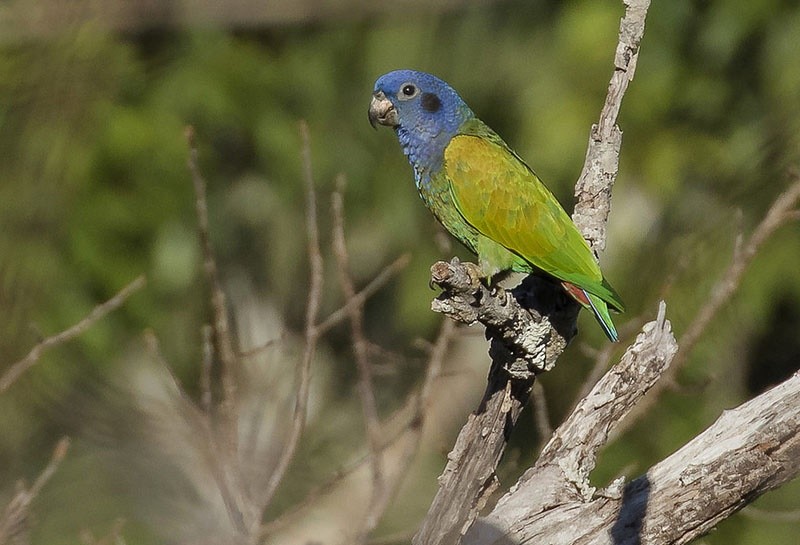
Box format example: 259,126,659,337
461,174,800,544
259,318,457,540
257,121,324,517
573,0,651,251
466,369,800,544
331,175,388,541
0,275,146,394
184,127,255,535
0,437,70,544
671,172,800,375
469,302,676,543
186,125,240,452
315,253,411,337
616,172,800,437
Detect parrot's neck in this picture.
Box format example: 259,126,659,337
396,106,473,190
397,126,446,189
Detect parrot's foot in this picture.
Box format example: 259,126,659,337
430,257,483,292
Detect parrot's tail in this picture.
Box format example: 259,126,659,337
561,282,619,342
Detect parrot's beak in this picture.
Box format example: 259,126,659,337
368,91,398,129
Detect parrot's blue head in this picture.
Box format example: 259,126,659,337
369,70,474,187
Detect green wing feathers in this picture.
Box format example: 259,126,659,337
585,291,619,342
443,120,625,319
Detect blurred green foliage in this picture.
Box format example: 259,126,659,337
1,0,800,543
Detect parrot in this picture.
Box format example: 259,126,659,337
368,69,624,341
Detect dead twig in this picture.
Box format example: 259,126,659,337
185,125,240,451
331,175,387,541
259,317,457,540
237,332,287,359
0,437,71,543
671,173,800,375
0,275,146,394
614,173,800,438
257,121,324,517
315,253,411,337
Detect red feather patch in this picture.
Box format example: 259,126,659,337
561,281,590,307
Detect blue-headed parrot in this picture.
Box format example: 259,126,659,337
369,69,624,341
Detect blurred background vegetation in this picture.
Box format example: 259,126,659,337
1,0,799,543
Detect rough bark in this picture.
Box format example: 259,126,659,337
466,369,800,544
413,262,579,545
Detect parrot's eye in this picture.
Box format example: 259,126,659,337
398,83,419,100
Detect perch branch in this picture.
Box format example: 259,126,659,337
415,1,651,542
474,301,676,540
466,368,800,545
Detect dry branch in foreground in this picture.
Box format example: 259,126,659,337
467,368,800,544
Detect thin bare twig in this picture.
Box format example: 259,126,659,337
0,275,146,394
259,318,456,540
257,121,324,517
331,175,387,541
611,174,800,439
185,127,253,535
185,126,240,449
237,332,287,359
670,174,800,375
200,324,213,416
315,253,411,336
0,437,70,543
